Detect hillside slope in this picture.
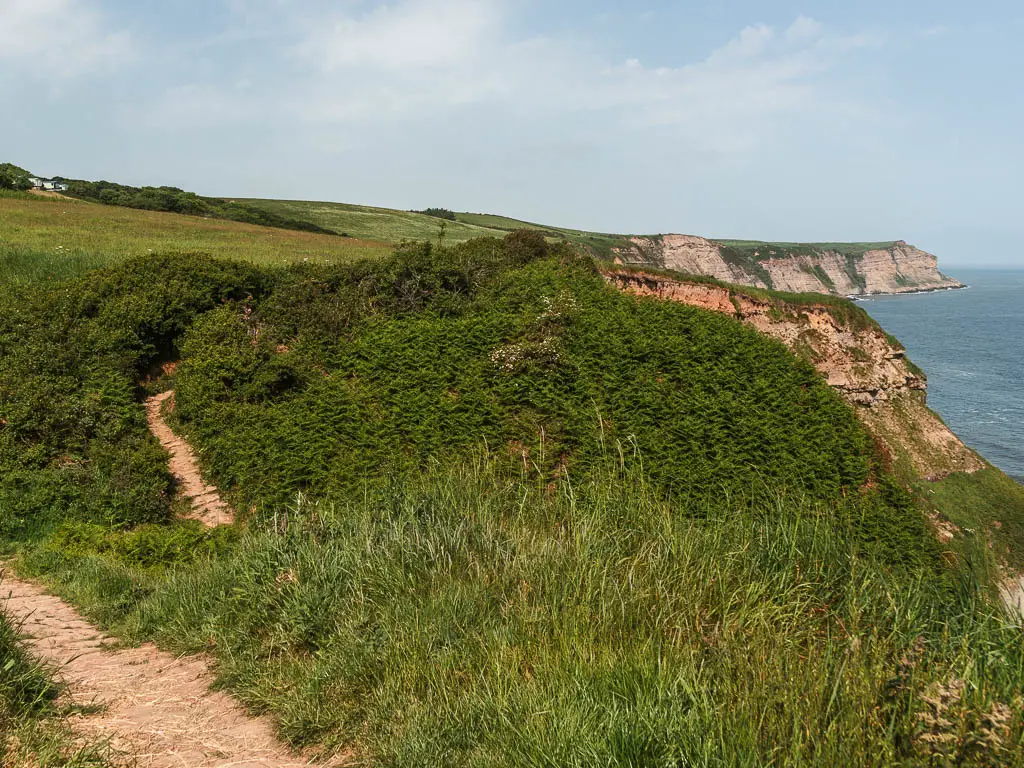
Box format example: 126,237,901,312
604,267,982,479
0,194,389,283
4,236,1024,765
231,198,510,243
239,198,961,296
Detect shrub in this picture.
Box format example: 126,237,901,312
418,207,457,221
0,163,32,191
503,229,550,264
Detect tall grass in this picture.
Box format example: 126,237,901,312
0,244,111,284
21,456,1024,766
0,196,390,278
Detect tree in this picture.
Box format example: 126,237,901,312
0,163,32,191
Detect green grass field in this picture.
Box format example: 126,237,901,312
0,195,390,283
715,239,900,255
231,198,509,243
236,199,647,258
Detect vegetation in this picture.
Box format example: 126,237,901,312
231,198,507,243
62,178,336,234
19,460,1024,766
0,600,113,766
0,163,32,191
417,207,457,221
922,468,1024,572
1,232,1022,764
714,239,900,261
0,195,389,283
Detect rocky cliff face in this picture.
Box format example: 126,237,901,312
604,269,983,479
612,236,963,296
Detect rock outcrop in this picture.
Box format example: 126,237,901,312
611,236,963,297
604,269,983,479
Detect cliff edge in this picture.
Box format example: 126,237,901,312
604,268,983,479
611,236,963,297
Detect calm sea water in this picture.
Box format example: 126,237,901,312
859,270,1024,482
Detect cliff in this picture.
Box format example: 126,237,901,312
603,268,983,479
611,236,963,296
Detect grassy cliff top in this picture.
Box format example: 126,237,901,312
712,239,902,259
240,198,901,261
0,194,390,283
3,224,1024,764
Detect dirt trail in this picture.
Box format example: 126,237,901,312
1,571,338,767
1001,577,1024,619
145,390,233,527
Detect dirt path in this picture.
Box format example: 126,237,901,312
1,570,339,767
1001,577,1024,619
145,391,233,527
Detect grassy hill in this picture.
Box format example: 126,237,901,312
237,198,902,262
231,198,509,244
238,198,643,257
2,231,1024,764
0,194,389,284
2,160,904,274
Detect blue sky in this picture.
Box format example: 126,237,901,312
2,0,1022,266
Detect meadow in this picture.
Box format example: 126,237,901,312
0,195,390,283
2,233,1023,764
233,198,509,244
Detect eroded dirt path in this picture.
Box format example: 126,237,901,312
1,571,337,767
145,390,233,527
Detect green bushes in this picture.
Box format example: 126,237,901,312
0,253,268,538
62,178,337,234
0,163,32,191
417,207,457,221
171,238,884,526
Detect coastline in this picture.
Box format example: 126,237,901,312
849,284,968,301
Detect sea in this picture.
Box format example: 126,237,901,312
858,270,1024,483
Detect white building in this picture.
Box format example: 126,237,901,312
28,177,69,192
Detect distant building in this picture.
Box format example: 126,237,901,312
28,177,69,192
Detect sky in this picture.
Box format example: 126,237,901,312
2,0,1022,267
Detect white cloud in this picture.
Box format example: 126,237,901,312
288,5,865,132
786,15,825,42
295,0,500,71
708,23,776,63
143,5,877,159
0,0,133,77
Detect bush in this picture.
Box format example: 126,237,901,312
0,163,32,191
61,178,336,234
418,207,457,221
503,229,550,264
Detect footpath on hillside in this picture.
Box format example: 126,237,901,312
145,390,233,527
0,393,340,766
1,572,339,767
